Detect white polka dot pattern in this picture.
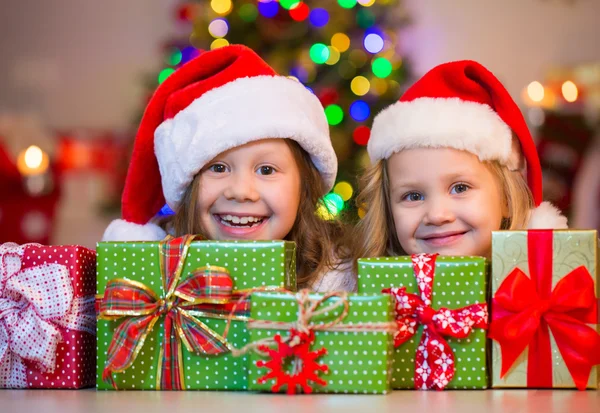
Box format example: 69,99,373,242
96,240,296,390
357,255,489,389
0,243,96,389
247,292,395,394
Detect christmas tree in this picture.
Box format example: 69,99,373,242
148,0,412,220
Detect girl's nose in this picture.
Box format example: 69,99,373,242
423,199,456,226
223,172,260,203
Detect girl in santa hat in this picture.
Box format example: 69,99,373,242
353,60,568,260
102,45,355,292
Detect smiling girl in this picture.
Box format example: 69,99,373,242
354,60,567,260
102,45,355,292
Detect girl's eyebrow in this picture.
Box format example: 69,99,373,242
390,171,478,193
390,180,421,194
442,172,477,181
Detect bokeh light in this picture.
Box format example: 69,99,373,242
370,77,388,96
364,33,384,54
326,46,341,65
317,202,337,220
289,2,310,21
211,0,232,15
309,8,329,27
527,81,545,102
210,38,229,50
325,104,344,125
258,0,279,18
372,57,392,78
208,18,229,38
167,48,182,66
562,80,578,102
238,3,258,21
353,125,371,145
158,68,175,84
331,33,351,52
180,46,200,64
349,100,370,121
324,192,345,211
351,76,370,96
334,181,354,201
356,9,376,28
310,43,330,64
280,0,300,10
338,0,357,8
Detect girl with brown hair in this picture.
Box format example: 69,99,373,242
102,45,355,291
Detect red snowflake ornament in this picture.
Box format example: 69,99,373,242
256,329,328,394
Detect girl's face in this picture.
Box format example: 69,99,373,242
387,148,506,258
197,139,301,241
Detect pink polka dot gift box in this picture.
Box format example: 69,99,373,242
0,242,96,389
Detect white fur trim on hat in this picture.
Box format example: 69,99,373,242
102,219,167,242
368,97,513,164
154,75,336,209
527,201,568,229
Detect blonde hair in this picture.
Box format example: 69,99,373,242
352,158,534,260
163,139,351,289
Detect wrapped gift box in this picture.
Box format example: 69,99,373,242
358,254,489,390
489,229,599,390
0,243,96,389
247,291,395,394
96,236,296,390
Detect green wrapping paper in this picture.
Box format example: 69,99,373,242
357,256,488,389
96,239,296,390
247,292,395,394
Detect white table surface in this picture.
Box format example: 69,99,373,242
1,389,599,413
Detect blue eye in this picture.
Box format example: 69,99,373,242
257,165,275,175
451,183,470,194
403,192,424,202
208,163,227,173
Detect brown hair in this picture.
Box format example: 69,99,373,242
162,139,351,289
352,158,534,260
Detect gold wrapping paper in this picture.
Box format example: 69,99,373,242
490,230,599,389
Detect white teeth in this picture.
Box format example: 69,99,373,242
219,215,264,226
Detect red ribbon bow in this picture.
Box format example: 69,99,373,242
383,253,488,390
97,235,249,390
488,230,600,390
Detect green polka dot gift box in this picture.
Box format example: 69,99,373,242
246,291,396,394
489,230,599,390
357,254,489,390
96,236,296,390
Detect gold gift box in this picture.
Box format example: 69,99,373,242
490,229,599,389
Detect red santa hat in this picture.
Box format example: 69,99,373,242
103,45,337,241
368,60,567,229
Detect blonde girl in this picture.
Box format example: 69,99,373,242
354,60,567,260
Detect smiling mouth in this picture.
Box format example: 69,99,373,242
419,231,468,246
215,214,267,228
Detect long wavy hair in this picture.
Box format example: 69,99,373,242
161,139,351,289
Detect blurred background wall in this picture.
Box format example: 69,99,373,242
1,0,598,248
